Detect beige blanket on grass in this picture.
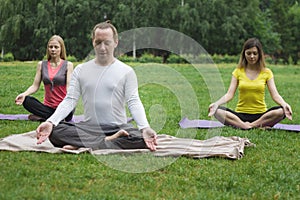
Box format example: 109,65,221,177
0,131,254,159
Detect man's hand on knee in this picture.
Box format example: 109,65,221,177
36,121,54,144
141,127,157,151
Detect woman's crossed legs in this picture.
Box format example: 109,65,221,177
214,106,285,130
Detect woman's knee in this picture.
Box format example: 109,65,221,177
274,108,285,117
214,108,229,124
22,96,38,110
268,108,285,120
214,108,227,118
22,96,31,108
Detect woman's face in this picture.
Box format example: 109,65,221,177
48,40,61,59
245,46,259,65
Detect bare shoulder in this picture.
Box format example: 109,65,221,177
67,61,74,70
36,61,43,71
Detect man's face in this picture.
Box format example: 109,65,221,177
92,28,118,61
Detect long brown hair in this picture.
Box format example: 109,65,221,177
46,35,67,60
237,38,266,69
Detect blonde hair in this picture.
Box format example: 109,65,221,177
91,20,118,42
237,38,266,69
46,35,67,60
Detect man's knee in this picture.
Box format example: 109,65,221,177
49,124,70,147
49,130,63,148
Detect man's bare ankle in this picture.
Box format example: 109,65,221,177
63,145,78,150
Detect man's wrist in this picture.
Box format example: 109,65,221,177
140,126,150,132
46,120,55,127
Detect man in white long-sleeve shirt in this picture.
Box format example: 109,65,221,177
36,21,157,151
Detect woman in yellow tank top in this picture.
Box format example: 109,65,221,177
208,38,293,129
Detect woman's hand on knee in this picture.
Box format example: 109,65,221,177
15,93,25,105
208,103,218,117
283,104,293,120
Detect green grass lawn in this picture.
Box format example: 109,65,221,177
0,61,299,199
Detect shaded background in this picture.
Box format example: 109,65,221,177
0,0,299,64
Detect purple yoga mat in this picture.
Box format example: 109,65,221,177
272,123,300,132
0,114,29,120
0,114,133,123
179,117,300,132
179,117,224,129
0,114,85,122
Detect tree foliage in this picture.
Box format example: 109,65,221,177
0,0,299,64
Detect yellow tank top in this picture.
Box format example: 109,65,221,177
232,67,273,114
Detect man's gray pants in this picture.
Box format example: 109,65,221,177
49,122,147,150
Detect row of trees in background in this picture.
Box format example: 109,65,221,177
0,0,299,64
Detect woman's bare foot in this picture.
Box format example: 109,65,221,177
63,145,79,150
258,126,272,130
105,129,129,141
243,122,252,130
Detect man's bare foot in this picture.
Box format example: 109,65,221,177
63,145,79,150
105,129,129,141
